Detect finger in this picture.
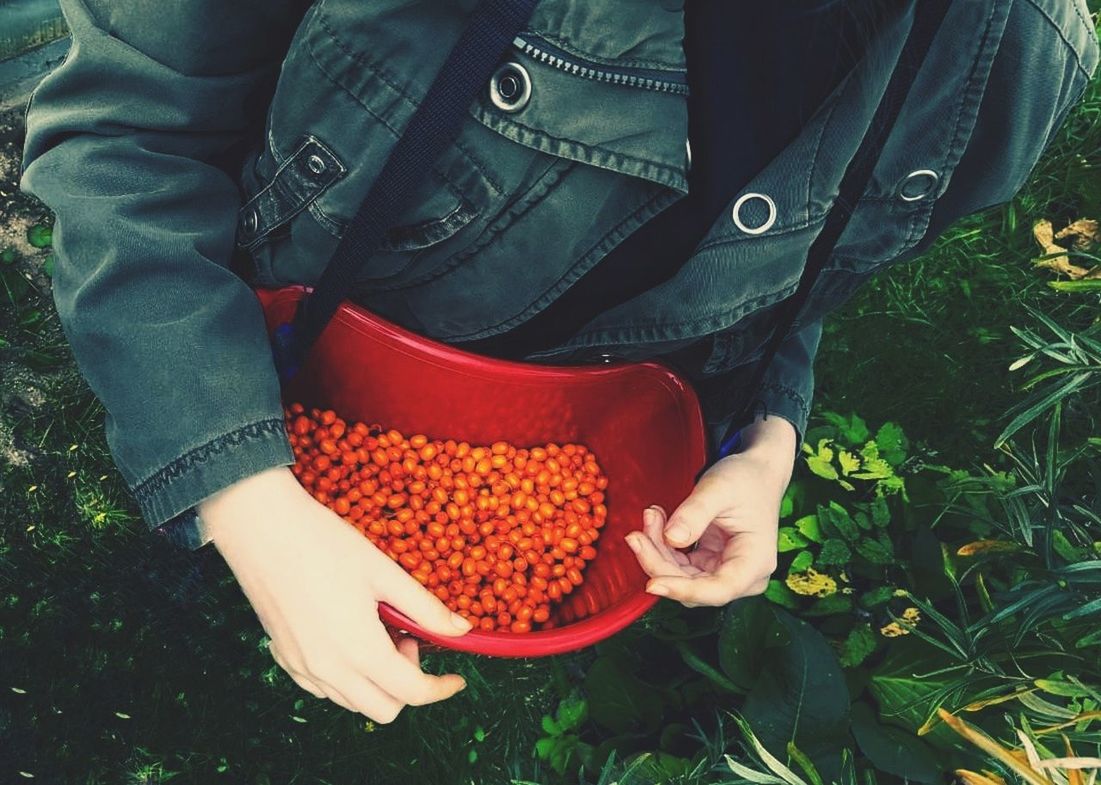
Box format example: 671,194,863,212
371,556,473,637
348,632,466,707
663,475,731,549
396,636,421,667
642,506,693,566
269,642,329,700
324,672,407,724
648,529,776,606
626,510,692,579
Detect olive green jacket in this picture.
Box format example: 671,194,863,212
19,0,1099,548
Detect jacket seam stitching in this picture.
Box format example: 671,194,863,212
1020,0,1096,80
130,418,288,503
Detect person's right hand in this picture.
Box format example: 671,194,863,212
198,465,471,723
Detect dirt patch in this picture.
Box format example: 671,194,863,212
0,104,65,481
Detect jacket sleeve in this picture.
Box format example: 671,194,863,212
754,319,822,454
20,0,309,534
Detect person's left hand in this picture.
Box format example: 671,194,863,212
625,415,797,607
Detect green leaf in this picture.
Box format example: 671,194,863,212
778,527,810,552
765,579,801,610
789,550,814,574
535,736,556,759
742,609,851,777
837,449,861,476
868,638,955,733
825,502,859,542
816,539,852,566
858,585,894,607
780,488,796,519
870,496,890,528
541,714,560,735
786,742,824,785
874,422,909,466
719,597,782,690
1049,279,1101,292
855,538,894,565
838,624,878,668
802,594,852,617
850,701,941,782
1051,529,1086,562
823,412,870,445
806,455,838,481
676,641,739,693
584,656,663,735
794,514,822,543
27,224,53,249
556,693,588,731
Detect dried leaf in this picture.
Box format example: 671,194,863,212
1054,218,1100,250
955,771,1008,785
1032,219,1101,279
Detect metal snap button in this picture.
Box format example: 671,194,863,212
598,353,615,364
306,153,328,175
490,62,532,113
241,208,259,236
731,193,778,235
897,169,939,202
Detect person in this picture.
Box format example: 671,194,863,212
19,0,1098,724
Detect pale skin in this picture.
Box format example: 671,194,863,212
198,412,795,723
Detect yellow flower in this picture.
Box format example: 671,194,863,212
785,568,838,598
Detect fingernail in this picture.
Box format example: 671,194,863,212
666,524,690,544
648,583,669,597
451,613,473,632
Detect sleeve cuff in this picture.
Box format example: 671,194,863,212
134,417,295,535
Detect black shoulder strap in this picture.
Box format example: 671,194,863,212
273,0,540,379
715,0,952,460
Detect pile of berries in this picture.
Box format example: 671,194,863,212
284,403,608,633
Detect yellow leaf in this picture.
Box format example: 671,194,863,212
955,771,1008,785
1035,712,1101,736
937,709,1053,785
964,688,1036,712
957,540,1021,557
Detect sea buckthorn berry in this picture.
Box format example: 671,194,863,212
284,403,609,633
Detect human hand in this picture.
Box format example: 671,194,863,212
626,415,797,607
199,466,471,723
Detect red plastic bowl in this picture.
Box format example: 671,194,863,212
255,286,708,657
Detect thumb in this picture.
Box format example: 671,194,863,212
373,556,473,637
663,476,729,548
